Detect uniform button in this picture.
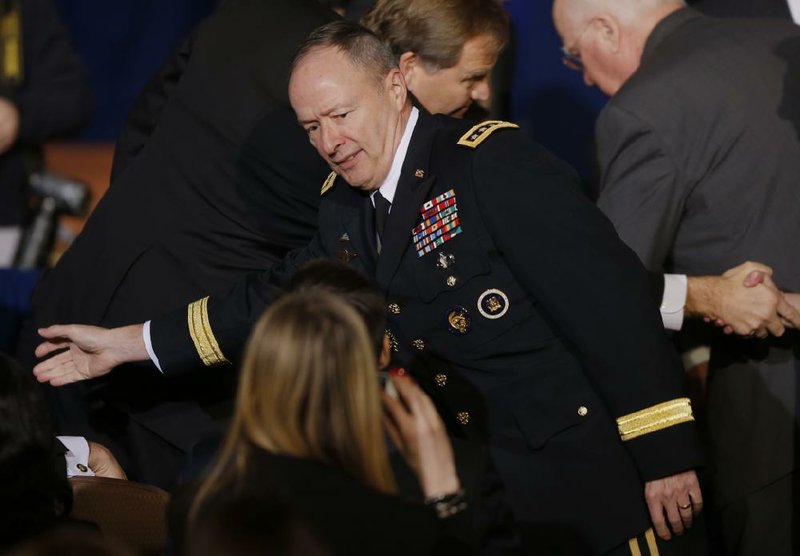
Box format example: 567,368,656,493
434,373,448,387
412,339,425,351
456,411,470,425
446,275,457,287
577,406,588,417
388,303,401,315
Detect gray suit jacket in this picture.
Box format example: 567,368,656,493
596,8,800,505
692,0,793,19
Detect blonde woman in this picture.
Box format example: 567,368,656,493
179,291,469,556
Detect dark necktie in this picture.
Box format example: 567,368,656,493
374,192,391,251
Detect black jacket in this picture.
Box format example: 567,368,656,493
170,449,473,556
25,0,334,485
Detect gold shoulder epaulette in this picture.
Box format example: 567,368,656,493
321,171,337,196
457,120,519,149
616,398,694,442
187,296,230,367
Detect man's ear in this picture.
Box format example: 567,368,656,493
595,14,622,54
378,334,392,370
386,67,408,108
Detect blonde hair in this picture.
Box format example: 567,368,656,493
192,292,395,520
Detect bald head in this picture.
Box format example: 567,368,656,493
556,0,685,27
553,0,685,94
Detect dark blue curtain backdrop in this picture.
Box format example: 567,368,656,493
52,0,605,179
53,0,218,141
505,0,608,180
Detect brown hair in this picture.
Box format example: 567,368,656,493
192,292,395,520
362,0,509,70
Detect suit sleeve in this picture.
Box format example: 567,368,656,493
471,130,702,481
12,0,92,144
595,104,688,272
149,234,327,374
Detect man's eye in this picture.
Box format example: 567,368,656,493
305,125,318,134
334,112,349,119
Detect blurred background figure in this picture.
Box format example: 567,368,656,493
0,352,73,550
0,0,91,267
21,0,335,491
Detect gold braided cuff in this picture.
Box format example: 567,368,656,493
616,398,694,442
187,296,229,367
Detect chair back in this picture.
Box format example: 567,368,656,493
69,476,170,556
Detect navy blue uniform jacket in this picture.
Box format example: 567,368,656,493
152,111,703,552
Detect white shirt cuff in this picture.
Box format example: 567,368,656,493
143,320,163,373
661,274,687,331
58,435,95,477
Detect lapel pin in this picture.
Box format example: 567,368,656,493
414,169,425,178
478,289,510,319
446,306,472,335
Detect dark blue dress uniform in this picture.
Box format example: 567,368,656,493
151,111,703,553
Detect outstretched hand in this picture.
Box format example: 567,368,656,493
33,324,147,386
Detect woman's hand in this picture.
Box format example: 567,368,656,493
381,368,460,499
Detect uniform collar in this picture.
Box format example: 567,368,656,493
371,106,419,207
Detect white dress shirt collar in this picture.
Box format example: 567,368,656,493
371,107,419,207
788,0,800,24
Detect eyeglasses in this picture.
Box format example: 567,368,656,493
561,45,583,71
560,21,593,71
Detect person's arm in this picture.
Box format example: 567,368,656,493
382,370,463,510
33,236,327,383
473,129,702,540
34,324,148,385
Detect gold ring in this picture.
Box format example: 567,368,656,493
679,503,692,510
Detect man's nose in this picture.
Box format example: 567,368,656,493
471,79,491,102
320,124,342,156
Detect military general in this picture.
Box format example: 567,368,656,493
35,21,704,555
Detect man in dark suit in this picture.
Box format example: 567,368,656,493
35,22,707,555
552,1,800,553
23,0,336,488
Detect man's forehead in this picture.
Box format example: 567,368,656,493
294,46,352,77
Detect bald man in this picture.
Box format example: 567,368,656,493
553,1,800,554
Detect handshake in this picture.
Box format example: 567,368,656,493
686,261,799,338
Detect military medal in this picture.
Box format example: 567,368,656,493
436,252,455,269
413,189,463,257
477,289,509,319
446,306,472,335
336,232,358,263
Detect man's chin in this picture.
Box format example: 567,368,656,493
448,104,470,118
